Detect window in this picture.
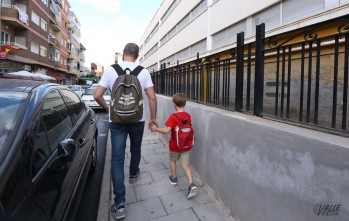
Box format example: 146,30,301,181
32,90,73,176
31,11,40,26
31,41,39,54
40,45,47,57
60,89,84,124
1,31,10,44
41,0,48,5
40,18,47,31
33,119,50,175
41,90,73,153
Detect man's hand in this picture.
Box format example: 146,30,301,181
148,119,158,130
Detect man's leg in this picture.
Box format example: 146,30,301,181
109,122,128,206
128,121,145,177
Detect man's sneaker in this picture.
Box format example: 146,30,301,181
129,170,140,184
168,175,177,185
187,183,198,199
111,203,126,220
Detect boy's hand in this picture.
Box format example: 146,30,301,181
150,124,157,132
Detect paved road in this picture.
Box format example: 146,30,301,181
75,110,109,221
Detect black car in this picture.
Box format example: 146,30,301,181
0,79,98,221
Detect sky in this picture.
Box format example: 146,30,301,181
68,0,163,68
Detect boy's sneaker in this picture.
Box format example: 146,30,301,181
168,175,177,185
129,170,140,184
187,183,198,199
111,203,126,220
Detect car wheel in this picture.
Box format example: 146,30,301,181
89,137,97,174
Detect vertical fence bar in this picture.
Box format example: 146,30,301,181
235,32,244,111
332,36,339,128
286,45,292,119
254,23,265,116
222,60,230,107
299,43,305,122
214,58,220,105
206,62,212,104
306,42,313,123
275,48,280,116
161,63,165,94
199,64,204,102
247,43,252,111
342,34,349,130
186,65,191,99
281,47,286,118
314,40,321,125
191,66,196,100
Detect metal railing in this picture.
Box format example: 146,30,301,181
151,16,349,136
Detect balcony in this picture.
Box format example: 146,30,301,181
1,39,27,50
48,36,60,47
1,4,29,29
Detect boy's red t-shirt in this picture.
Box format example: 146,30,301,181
165,111,192,152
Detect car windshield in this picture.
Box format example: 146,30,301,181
84,88,110,95
0,92,28,165
68,85,81,91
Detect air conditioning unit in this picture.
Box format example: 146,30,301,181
23,65,31,71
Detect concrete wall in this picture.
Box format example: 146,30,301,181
144,94,349,221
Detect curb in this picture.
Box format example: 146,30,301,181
97,135,112,221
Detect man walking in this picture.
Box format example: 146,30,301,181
94,43,158,220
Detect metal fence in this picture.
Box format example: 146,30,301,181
151,17,349,137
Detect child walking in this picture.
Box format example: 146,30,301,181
150,93,197,199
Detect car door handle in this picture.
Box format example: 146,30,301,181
90,118,95,124
79,138,86,147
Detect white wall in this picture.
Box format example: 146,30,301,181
145,94,349,221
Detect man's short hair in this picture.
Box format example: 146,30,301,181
123,43,139,59
172,93,187,108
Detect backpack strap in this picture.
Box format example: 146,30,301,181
130,65,144,77
111,64,144,77
173,113,189,124
111,64,125,76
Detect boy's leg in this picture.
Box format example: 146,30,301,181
170,160,177,178
180,151,197,199
179,151,192,184
169,151,179,185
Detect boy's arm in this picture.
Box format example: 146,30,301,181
154,126,171,134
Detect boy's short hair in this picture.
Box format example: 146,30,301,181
172,93,186,107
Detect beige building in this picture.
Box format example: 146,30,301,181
139,0,349,71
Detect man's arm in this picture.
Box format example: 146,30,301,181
93,85,109,111
145,86,158,128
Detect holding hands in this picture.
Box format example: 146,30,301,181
148,118,158,132
150,123,158,132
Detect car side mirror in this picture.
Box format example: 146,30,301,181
58,139,77,162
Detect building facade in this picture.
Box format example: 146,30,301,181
139,0,349,71
0,0,86,84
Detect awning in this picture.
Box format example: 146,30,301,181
8,71,56,81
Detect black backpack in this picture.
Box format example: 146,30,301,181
110,64,144,124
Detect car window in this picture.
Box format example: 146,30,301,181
84,88,109,95
84,88,95,95
41,90,73,153
0,92,28,166
32,119,50,175
60,89,85,123
68,85,81,91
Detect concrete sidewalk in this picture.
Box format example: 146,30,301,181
97,125,234,221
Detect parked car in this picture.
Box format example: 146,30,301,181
0,79,98,221
67,85,84,97
82,87,110,109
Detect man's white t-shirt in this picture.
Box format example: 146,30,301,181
98,61,154,122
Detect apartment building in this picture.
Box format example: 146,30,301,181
139,0,349,71
0,0,86,84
